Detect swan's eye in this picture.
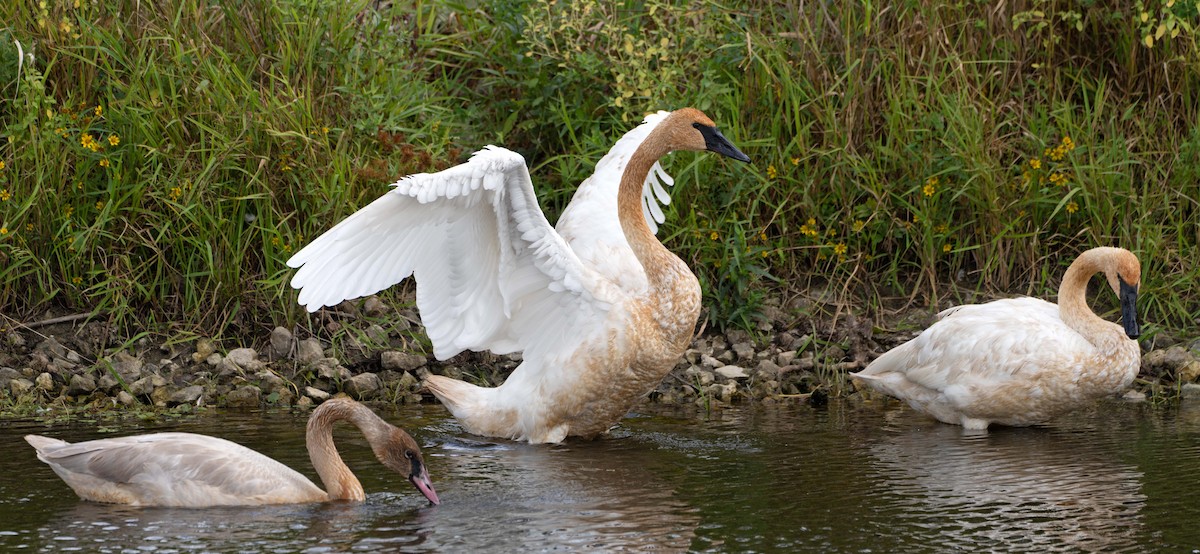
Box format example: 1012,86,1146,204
404,450,414,460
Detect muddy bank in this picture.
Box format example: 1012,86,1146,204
2,295,1198,416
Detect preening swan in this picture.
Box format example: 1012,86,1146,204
287,108,750,443
26,397,439,507
851,247,1142,430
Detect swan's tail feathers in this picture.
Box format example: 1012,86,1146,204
423,375,484,420
25,434,68,454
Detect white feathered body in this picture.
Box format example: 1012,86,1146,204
855,297,1140,429
25,433,325,507
288,112,702,443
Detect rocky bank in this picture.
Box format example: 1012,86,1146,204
3,295,1200,415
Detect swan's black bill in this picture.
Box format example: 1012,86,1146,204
1119,277,1139,339
694,123,751,163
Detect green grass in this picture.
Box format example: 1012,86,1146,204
1,0,1198,346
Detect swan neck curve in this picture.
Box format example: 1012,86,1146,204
1056,249,1117,346
306,398,391,501
617,132,682,288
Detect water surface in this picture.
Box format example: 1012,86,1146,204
3,399,1199,552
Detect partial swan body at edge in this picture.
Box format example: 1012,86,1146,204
851,246,1142,430
286,108,751,443
26,397,439,507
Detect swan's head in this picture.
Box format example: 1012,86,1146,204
663,108,751,163
1104,248,1141,340
378,430,440,505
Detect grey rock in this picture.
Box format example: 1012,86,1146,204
10,378,34,395
381,351,427,371
5,331,25,348
226,348,263,372
255,371,287,393
0,367,19,390
205,353,222,366
347,373,382,399
297,338,325,365
365,323,389,344
192,338,216,363
685,365,715,387
130,375,167,396
700,354,723,370
305,386,331,401
225,384,262,408
397,371,419,392
716,365,749,380
109,352,144,382
35,372,56,392
270,327,294,358
716,350,736,364
296,395,314,408
1121,389,1147,402
170,385,205,405
36,337,68,359
363,296,388,318
776,350,798,366
67,374,97,395
317,360,352,382
732,341,755,362
116,390,136,405
755,360,781,380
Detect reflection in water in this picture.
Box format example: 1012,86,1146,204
411,426,701,551
864,421,1148,552
4,401,1200,552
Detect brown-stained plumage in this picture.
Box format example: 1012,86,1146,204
852,247,1142,429
287,108,749,444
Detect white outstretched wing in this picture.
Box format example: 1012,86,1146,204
555,111,676,291
287,146,613,360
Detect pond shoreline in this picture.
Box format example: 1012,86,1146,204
2,295,1199,418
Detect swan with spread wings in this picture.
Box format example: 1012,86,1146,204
288,108,750,443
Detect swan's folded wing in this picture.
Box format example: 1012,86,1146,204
894,298,1087,391
30,433,321,506
288,146,612,360
555,111,675,291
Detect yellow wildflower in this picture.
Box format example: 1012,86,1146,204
852,220,865,233
833,242,847,256
943,243,952,253
922,176,937,197
709,231,719,240
790,157,800,166
935,224,949,234
321,126,330,135
0,227,7,235
94,105,103,117
169,186,183,201
99,159,110,168
72,276,82,285
95,201,104,210
0,189,9,202
108,135,120,146
758,231,768,242
0,160,6,170
1066,201,1079,214
766,165,778,180
25,223,33,231
1062,136,1076,151
1030,158,1042,170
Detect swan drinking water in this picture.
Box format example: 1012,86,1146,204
851,247,1142,430
26,397,439,507
287,108,750,443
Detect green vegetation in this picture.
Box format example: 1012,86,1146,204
1,0,1198,344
